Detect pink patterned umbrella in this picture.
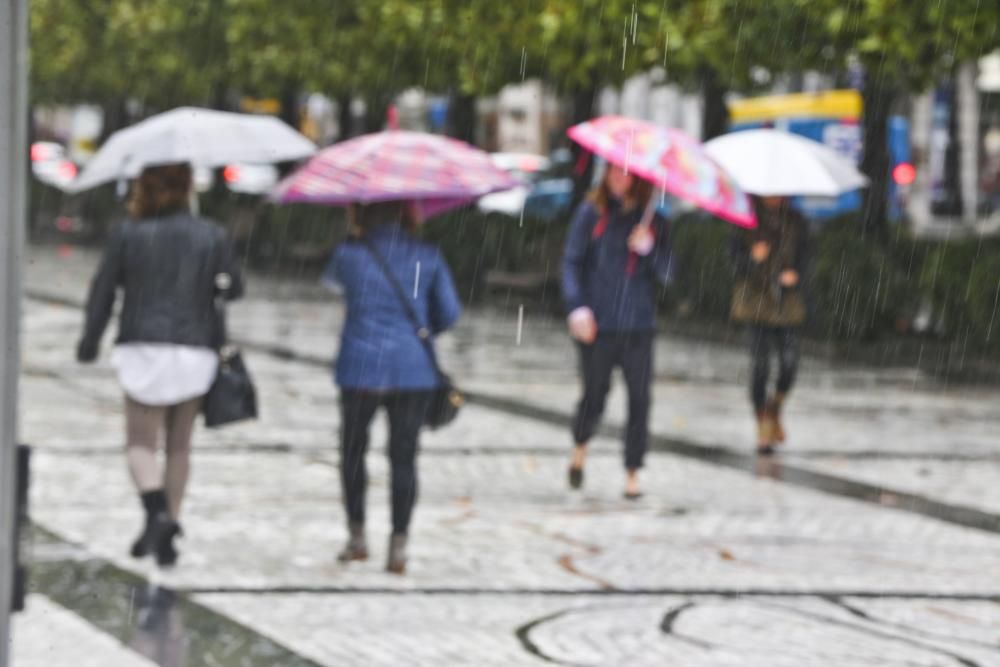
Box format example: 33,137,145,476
568,116,756,228
271,130,520,219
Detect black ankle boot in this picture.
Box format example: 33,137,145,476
155,521,183,567
131,490,169,558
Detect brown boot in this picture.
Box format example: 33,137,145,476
768,394,787,444
386,533,408,575
337,522,368,563
756,409,776,455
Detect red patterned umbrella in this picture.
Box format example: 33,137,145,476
568,116,756,228
271,130,519,219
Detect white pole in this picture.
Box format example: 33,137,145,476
0,0,28,663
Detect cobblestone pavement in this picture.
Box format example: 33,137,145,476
14,245,1000,666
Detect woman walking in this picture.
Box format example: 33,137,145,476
562,164,672,499
77,163,243,566
730,196,809,455
323,201,461,574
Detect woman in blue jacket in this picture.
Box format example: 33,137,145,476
562,165,672,499
322,201,461,574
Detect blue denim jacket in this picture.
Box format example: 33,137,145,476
561,200,673,332
323,223,462,390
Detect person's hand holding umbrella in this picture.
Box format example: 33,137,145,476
779,269,800,288
750,241,771,263
628,225,656,256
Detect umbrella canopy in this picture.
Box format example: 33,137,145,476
704,129,869,197
68,107,316,193
271,131,520,218
567,115,756,228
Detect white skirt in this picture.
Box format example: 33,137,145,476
112,344,219,406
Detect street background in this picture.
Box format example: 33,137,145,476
11,245,1000,666
11,1,1000,665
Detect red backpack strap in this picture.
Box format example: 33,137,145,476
625,224,656,276
591,210,609,240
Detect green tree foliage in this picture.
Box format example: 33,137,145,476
32,0,229,106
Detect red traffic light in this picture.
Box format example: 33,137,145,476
223,165,241,183
31,143,54,161
57,161,77,180
893,162,916,186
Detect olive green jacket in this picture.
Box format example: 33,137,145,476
730,206,809,328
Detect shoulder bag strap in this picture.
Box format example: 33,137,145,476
360,237,444,380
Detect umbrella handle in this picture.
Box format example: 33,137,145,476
638,192,659,227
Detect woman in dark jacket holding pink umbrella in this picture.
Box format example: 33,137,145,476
561,164,672,499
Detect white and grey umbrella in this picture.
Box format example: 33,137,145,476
68,107,316,192
704,128,868,197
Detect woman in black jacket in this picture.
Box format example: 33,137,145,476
77,163,243,566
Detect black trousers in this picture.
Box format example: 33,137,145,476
571,331,653,470
749,326,800,412
339,390,433,535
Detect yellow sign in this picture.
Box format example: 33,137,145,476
239,97,282,115
729,90,863,123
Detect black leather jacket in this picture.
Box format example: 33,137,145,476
77,212,243,361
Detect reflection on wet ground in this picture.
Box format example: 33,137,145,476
29,528,321,667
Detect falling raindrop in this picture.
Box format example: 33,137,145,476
413,261,421,298
127,587,136,624
986,277,1000,341
516,305,524,346
632,2,638,45
622,19,629,70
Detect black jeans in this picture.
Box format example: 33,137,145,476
571,331,653,470
339,390,433,535
749,326,800,412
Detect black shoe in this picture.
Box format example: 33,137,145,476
623,491,644,501
568,466,584,490
155,521,182,568
130,511,172,559
756,444,777,457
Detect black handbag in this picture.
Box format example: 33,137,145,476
203,275,258,428
362,239,464,429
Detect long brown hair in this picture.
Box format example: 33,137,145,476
128,163,192,219
348,200,420,238
586,167,653,214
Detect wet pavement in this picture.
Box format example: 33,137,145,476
13,244,1000,666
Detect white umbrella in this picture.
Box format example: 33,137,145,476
67,107,316,193
704,129,869,197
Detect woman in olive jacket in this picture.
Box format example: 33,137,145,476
730,196,809,454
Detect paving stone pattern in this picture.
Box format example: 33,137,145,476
14,246,1000,666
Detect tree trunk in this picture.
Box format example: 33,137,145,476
448,94,477,144
700,66,728,141
99,98,129,143
860,77,896,237
569,87,598,208
279,84,300,131
337,96,353,141
363,96,391,134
